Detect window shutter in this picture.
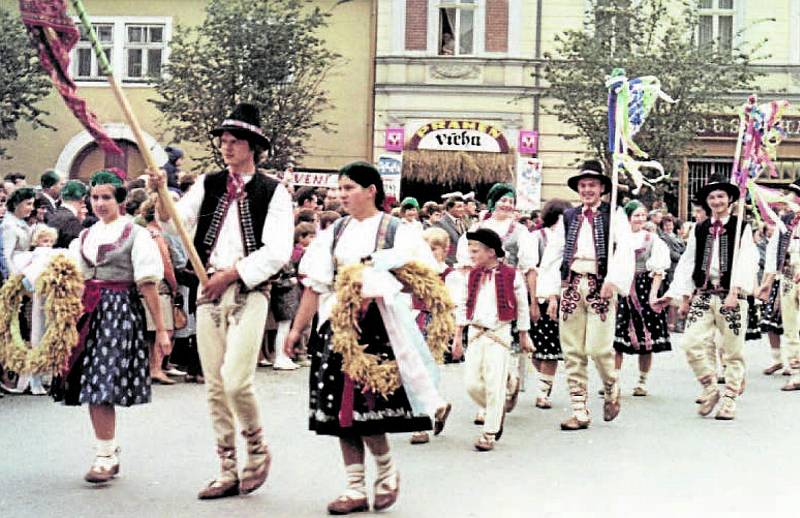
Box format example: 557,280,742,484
405,0,428,51
485,0,509,53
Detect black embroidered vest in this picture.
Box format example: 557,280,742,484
193,170,279,269
560,203,611,281
692,216,742,291
777,212,798,273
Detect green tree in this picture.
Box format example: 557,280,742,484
0,7,53,160
543,0,767,193
152,0,342,172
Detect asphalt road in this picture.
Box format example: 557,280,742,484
2,332,798,518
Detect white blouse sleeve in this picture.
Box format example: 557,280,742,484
68,231,92,279
455,232,473,268
732,224,757,295
299,224,336,294
764,229,780,274
514,270,531,331
165,174,206,237
537,217,565,298
131,227,165,284
2,223,21,275
646,234,672,276
515,225,537,274
665,228,697,299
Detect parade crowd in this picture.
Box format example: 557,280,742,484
2,104,798,515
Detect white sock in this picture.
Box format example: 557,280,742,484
344,463,366,498
771,347,782,364
537,374,554,398
374,452,396,481
638,371,649,387
96,438,117,457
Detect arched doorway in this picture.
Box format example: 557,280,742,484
55,123,167,180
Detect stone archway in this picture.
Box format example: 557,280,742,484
55,123,168,180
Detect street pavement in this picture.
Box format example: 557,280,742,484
2,332,799,518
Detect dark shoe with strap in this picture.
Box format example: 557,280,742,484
603,383,621,422
240,428,271,495
327,495,369,515
433,403,452,436
198,478,240,500
763,363,783,375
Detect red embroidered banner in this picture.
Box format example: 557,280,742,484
18,0,121,154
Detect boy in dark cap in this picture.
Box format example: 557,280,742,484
453,228,530,451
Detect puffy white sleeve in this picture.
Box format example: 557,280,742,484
515,226,538,274
537,217,565,298
68,231,92,279
131,227,165,284
453,269,469,327
606,213,635,294
455,232,473,268
646,234,672,276
764,229,780,274
2,223,21,275
299,224,335,294
514,270,531,331
732,224,757,295
164,174,206,238
665,228,697,299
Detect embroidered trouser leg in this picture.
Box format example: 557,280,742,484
559,275,617,391
197,284,269,449
683,294,746,392
779,276,800,373
464,326,510,435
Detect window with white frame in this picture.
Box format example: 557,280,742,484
698,0,735,52
74,23,113,80
70,17,170,84
438,1,476,56
125,24,166,80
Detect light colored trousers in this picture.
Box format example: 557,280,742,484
779,275,800,372
559,275,617,392
197,284,269,449
682,293,745,393
465,324,511,435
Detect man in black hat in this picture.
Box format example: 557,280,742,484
151,103,294,499
538,159,635,431
656,173,756,420
453,228,531,451
756,178,800,391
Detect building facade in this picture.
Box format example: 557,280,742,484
2,0,374,181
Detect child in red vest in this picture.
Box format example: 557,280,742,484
453,228,531,451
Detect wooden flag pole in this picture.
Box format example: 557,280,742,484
729,97,754,280
67,0,208,284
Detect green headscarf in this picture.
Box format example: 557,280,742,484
61,180,88,201
486,183,515,211
624,200,645,219
400,197,419,210
90,170,124,188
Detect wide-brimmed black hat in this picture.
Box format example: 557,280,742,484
210,103,271,149
466,228,505,258
567,160,612,195
695,173,740,212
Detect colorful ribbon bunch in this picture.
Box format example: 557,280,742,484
606,68,677,193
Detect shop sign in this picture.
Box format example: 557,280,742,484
518,130,539,155
516,157,542,211
408,120,510,153
385,127,405,152
697,116,800,139
377,155,402,198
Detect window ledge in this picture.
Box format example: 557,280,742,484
75,80,158,88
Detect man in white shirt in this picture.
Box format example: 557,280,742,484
538,160,634,431
152,104,293,499
655,174,757,420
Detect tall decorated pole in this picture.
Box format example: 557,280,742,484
68,0,208,284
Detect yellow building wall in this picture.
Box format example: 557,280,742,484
1,0,373,180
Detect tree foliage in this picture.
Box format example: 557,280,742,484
152,0,342,172
544,0,767,192
0,7,54,160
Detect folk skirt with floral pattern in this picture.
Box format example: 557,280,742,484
760,282,783,335
58,288,151,407
308,302,432,437
614,274,671,355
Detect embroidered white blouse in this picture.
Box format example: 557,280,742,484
631,230,671,276
167,173,294,288
299,212,437,326
455,217,537,273
69,216,163,284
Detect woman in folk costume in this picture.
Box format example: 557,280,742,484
59,170,167,483
612,201,672,396
455,183,537,416
528,199,572,409
656,173,757,420
284,162,452,515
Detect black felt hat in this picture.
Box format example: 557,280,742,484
695,173,740,213
466,228,505,258
210,103,271,149
567,159,612,195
